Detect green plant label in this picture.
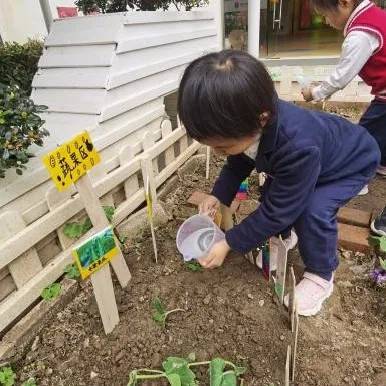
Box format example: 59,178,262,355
72,226,117,279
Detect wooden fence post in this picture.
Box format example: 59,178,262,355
120,144,140,198
161,120,175,165
46,186,74,250
0,211,43,289
75,174,131,288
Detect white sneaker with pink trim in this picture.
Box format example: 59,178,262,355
256,230,298,271
284,272,334,317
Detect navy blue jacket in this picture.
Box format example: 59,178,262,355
212,99,380,254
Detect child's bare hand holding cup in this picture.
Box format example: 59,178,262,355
301,87,314,102
199,195,220,219
198,239,231,269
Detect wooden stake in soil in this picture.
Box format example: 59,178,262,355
205,146,210,180
145,175,158,263
285,344,291,386
288,266,296,332
261,239,272,282
74,175,131,287
291,305,299,382
42,131,132,334
274,236,288,304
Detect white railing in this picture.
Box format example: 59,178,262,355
0,121,199,332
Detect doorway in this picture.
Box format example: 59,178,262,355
260,0,344,58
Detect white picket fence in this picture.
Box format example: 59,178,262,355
0,7,220,333
0,122,199,333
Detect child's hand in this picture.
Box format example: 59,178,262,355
199,195,220,219
301,87,314,102
198,239,231,269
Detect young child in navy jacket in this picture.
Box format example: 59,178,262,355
302,0,386,236
177,50,380,316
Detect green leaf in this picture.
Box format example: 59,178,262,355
64,263,80,279
166,373,182,386
41,283,61,301
81,217,93,234
185,261,203,272
103,206,115,223
210,358,225,386
152,297,166,315
63,222,84,239
162,357,197,386
380,257,386,271
220,372,237,386
152,313,166,328
0,367,16,386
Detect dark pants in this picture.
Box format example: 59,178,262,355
293,176,370,280
359,99,386,166
263,174,372,281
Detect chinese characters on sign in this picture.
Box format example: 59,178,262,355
72,227,118,280
42,131,100,191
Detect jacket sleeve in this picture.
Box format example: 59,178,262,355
211,154,255,207
225,144,321,253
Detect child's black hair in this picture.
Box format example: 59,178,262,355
311,0,363,11
177,50,275,141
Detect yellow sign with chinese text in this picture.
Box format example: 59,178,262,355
42,131,100,191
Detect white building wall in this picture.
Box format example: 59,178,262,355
0,0,47,43
0,0,78,43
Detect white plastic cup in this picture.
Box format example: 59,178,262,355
296,75,311,89
176,214,225,262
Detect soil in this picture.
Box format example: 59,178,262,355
9,109,386,386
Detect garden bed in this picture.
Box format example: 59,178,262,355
4,106,386,386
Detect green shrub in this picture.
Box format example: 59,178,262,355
0,40,43,95
0,84,49,178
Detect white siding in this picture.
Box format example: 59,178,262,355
0,9,219,330
0,0,47,43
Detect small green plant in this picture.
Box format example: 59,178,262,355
151,298,184,328
21,378,37,386
185,261,203,272
128,356,246,386
64,263,81,279
41,283,61,301
0,367,16,386
64,206,115,239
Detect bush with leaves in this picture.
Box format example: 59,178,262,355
0,84,49,178
75,0,208,13
0,40,43,95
